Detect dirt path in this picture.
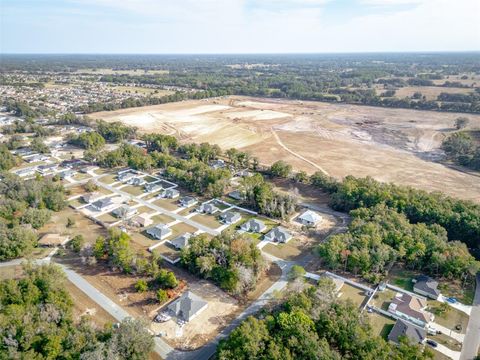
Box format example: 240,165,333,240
271,129,329,175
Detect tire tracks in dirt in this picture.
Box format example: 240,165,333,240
271,129,329,175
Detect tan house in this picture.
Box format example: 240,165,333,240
388,292,434,327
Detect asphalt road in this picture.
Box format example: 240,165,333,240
460,272,480,360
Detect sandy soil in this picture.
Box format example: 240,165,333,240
92,96,480,202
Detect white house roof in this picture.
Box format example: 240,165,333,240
297,210,322,224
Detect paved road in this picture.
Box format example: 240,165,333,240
98,181,219,236
172,259,294,360
460,272,480,360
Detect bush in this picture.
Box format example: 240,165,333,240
135,279,148,293
70,235,84,253
156,289,168,303
270,160,292,178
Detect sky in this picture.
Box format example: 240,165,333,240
1,0,479,54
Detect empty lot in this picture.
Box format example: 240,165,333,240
93,96,480,202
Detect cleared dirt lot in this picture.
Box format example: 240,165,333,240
93,96,480,202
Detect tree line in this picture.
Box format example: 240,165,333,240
217,278,432,360
0,263,154,359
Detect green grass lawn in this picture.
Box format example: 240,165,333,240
69,198,84,209
191,214,221,229
387,267,416,292
370,289,396,311
150,213,175,224
152,243,181,261
338,284,368,308
121,185,144,196
430,333,462,351
428,300,469,333
97,213,118,225
367,313,395,339
99,174,118,184
262,238,304,261
143,176,158,183
152,198,178,211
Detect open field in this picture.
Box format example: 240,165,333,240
366,312,395,339
338,283,369,308
93,96,480,202
381,86,475,101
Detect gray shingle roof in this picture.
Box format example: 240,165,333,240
413,275,440,298
388,319,426,345
167,291,208,322
240,218,266,233
170,233,192,249
220,211,241,224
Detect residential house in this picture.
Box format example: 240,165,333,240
169,233,193,250
179,196,197,208
220,211,242,225
117,171,136,182
81,192,103,204
25,154,49,163
162,188,180,199
132,213,154,227
198,203,219,215
127,177,146,186
112,205,138,219
228,190,244,201
145,182,163,193
240,218,267,233
15,167,38,178
296,210,323,227
91,197,115,212
388,292,434,327
264,226,293,243
146,224,172,240
167,291,208,322
412,275,440,300
36,163,58,175
58,169,76,179
388,319,426,345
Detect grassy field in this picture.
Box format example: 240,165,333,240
428,301,469,333
262,238,304,260
152,243,181,261
39,207,108,245
99,174,118,184
370,289,396,310
366,313,395,339
122,185,144,196
168,222,198,239
152,198,179,211
338,284,368,308
191,213,221,229
150,213,175,224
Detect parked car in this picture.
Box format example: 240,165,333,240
446,297,458,304
426,340,438,348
